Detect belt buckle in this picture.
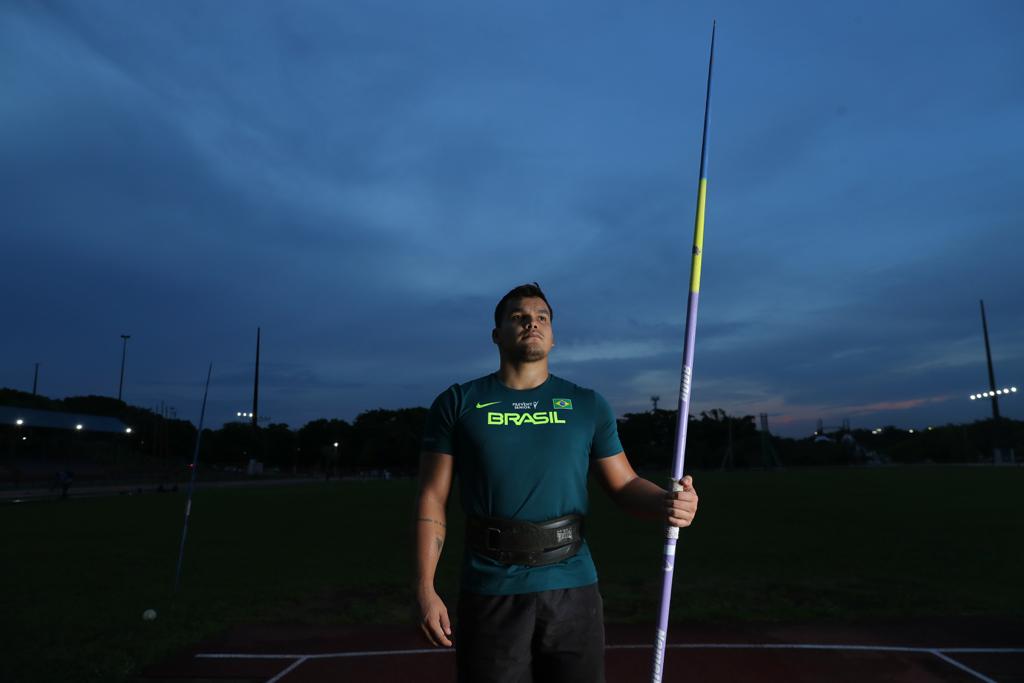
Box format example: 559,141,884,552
486,527,502,550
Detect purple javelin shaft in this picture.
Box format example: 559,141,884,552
174,362,213,593
651,21,716,683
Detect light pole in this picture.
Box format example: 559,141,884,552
979,301,1000,421
974,300,1016,464
118,334,131,402
251,327,261,429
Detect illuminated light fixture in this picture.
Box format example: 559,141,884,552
16,418,24,425
21,436,27,441
75,424,83,430
237,412,242,417
333,442,339,447
908,429,915,433
972,386,1019,400
125,427,133,434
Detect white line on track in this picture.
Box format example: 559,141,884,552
196,643,1024,683
609,643,1024,654
198,647,450,660
929,650,999,683
265,657,308,683
197,644,1024,659
196,643,1024,659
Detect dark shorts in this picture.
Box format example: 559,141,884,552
455,583,605,683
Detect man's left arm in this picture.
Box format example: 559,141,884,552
591,453,698,527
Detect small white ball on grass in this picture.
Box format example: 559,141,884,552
142,609,157,621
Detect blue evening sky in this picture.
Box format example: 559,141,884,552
2,1,1022,436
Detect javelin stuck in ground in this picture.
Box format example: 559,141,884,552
174,362,213,594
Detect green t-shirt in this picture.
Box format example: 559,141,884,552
422,372,623,595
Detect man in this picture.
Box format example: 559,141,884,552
415,283,698,682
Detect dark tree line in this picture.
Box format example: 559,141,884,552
616,407,1023,470
3,388,1021,479
199,408,429,475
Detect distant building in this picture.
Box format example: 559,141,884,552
2,406,134,469
0,405,130,434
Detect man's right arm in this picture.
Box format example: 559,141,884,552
414,450,455,647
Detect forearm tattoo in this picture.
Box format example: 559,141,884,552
417,518,446,556
417,517,447,529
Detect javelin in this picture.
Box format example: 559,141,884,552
651,20,716,683
174,362,213,593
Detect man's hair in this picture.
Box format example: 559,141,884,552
493,283,553,328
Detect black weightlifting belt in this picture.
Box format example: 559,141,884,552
467,513,584,567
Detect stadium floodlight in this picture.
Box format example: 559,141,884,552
16,418,24,425
970,386,1018,402
75,424,83,430
125,427,133,434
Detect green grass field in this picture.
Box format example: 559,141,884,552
2,466,1022,682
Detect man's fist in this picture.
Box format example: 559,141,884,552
665,475,698,528
416,587,453,647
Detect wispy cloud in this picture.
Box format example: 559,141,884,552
1,1,1021,435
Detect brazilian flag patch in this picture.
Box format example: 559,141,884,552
552,398,573,410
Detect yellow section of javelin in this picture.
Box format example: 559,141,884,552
689,179,707,293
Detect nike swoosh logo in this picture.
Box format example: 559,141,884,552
475,401,501,409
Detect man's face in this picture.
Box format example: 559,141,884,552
492,296,554,362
